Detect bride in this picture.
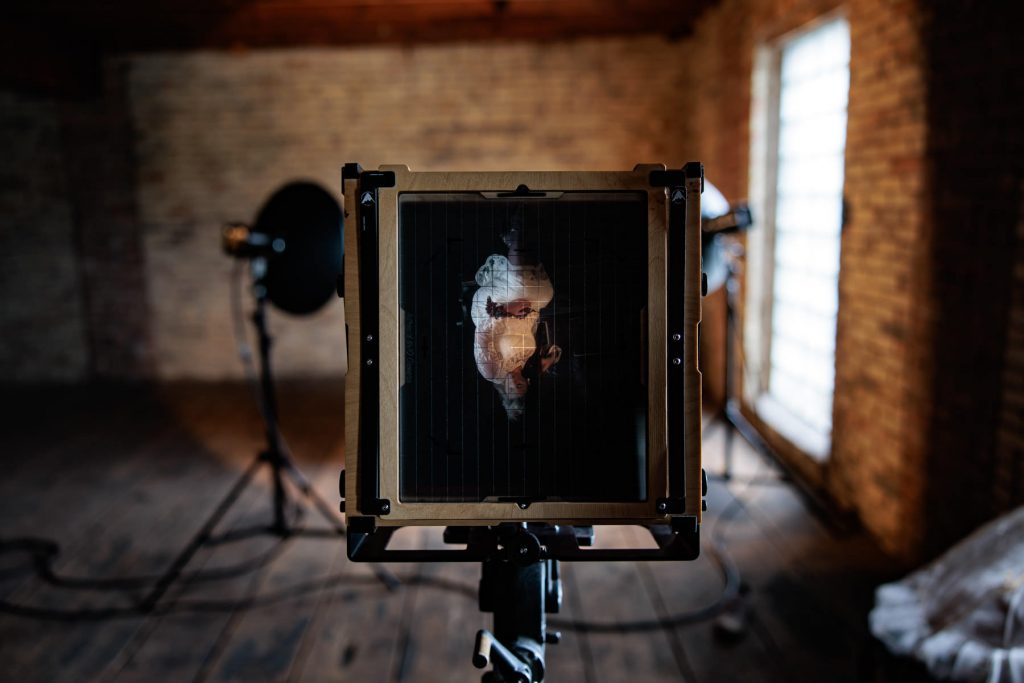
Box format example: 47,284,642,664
470,217,561,420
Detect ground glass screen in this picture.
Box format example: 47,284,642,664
398,192,648,503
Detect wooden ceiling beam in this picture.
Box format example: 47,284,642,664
1,0,718,95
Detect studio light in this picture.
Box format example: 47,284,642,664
701,181,753,294
223,181,343,315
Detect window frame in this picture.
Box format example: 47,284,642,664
744,9,850,462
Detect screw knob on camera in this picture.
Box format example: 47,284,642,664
509,531,542,565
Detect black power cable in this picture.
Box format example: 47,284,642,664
549,446,765,634
0,461,769,631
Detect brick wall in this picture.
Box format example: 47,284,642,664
59,62,152,378
915,0,1024,556
687,0,1024,560
0,92,88,381
0,36,701,382
677,0,929,558
124,38,696,379
836,0,931,557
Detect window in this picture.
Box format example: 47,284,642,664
745,16,850,460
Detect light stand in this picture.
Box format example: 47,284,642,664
223,180,352,538
713,235,794,481
698,191,754,482
250,280,348,537
716,237,790,482
140,269,356,614
706,205,850,529
719,238,746,481
140,181,397,613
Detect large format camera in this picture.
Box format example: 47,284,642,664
339,162,705,682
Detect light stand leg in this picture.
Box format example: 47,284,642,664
140,457,262,612
721,248,740,481
270,454,288,535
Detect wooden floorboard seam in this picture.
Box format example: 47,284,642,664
634,558,698,683
98,477,274,682
102,468,298,682
188,538,282,683
559,564,598,683
280,496,350,681
390,565,425,683
200,465,347,683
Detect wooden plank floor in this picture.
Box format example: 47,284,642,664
0,381,920,682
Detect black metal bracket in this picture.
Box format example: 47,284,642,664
650,164,705,516
336,164,364,299
347,515,376,535
662,168,688,505
648,169,686,188
359,170,397,191
495,183,548,197
346,522,699,562
656,497,686,514
341,162,363,182
351,166,396,518
684,161,705,192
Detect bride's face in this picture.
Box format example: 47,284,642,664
508,369,529,397
499,369,529,421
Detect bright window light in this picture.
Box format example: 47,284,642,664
760,16,850,460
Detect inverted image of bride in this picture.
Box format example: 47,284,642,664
470,211,562,420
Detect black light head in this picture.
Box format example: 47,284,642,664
250,181,343,316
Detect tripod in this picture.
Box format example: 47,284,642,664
141,283,395,613
470,526,563,683
713,236,780,481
